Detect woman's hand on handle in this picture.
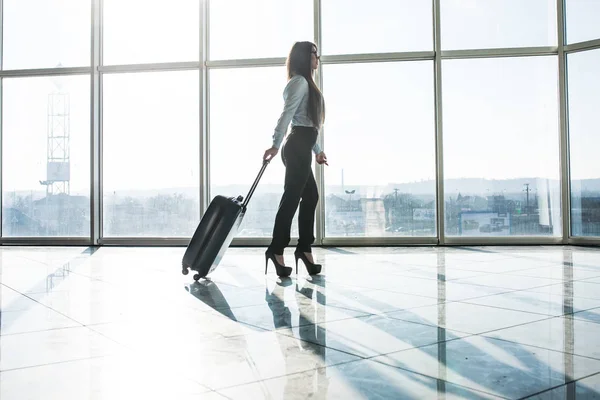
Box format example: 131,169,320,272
263,147,279,161
316,151,328,166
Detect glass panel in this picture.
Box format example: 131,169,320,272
566,0,600,44
102,71,200,237
3,0,90,69
321,0,433,55
568,49,600,237
323,62,437,237
209,0,313,60
443,56,561,237
2,76,90,237
441,0,557,50
209,67,300,238
103,0,199,65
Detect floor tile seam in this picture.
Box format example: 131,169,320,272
451,266,572,282
207,357,365,392
200,290,441,315
376,270,496,282
84,317,295,350
0,283,92,327
15,249,94,269
477,335,600,363
579,279,600,286
208,390,232,399
370,284,519,301
341,300,448,317
210,357,365,392
515,287,600,302
76,323,151,350
519,370,600,399
453,280,596,296
361,333,476,361
270,304,429,329
454,300,565,317
485,265,600,277
0,248,102,298
273,317,476,359
449,246,503,254
571,306,600,322
571,315,600,325
50,269,123,285
367,356,511,400
466,302,600,322
495,273,600,283
0,353,215,394
0,323,86,337
386,312,554,337
0,354,109,373
271,328,376,361
453,293,584,317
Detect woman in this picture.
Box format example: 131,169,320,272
263,41,328,277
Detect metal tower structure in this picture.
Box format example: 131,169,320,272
40,84,71,197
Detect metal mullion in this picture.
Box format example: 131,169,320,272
200,0,211,217
444,236,564,246
99,61,200,74
99,237,189,246
206,57,286,69
1,237,93,246
314,0,324,244
0,0,3,240
570,237,600,246
200,0,208,219
433,0,445,244
321,51,435,64
441,46,558,60
0,78,2,242
91,0,102,244
322,237,438,246
0,67,91,78
564,38,600,53
557,0,570,243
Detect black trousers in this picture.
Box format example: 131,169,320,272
268,126,319,255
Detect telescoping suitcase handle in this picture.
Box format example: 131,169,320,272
242,159,270,209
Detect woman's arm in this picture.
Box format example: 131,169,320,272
272,76,308,149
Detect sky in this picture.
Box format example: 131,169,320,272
1,0,600,199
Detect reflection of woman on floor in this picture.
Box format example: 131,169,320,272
265,280,330,398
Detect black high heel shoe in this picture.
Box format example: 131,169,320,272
265,251,292,278
294,250,322,275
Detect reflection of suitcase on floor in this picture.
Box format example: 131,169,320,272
182,160,269,281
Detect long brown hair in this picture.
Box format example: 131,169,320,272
286,41,325,128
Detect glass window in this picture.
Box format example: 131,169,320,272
103,0,200,65
209,67,300,238
209,0,313,60
2,76,90,237
322,61,437,238
321,0,433,55
441,0,557,50
2,0,90,69
102,71,200,237
566,0,600,44
442,56,561,237
568,49,600,237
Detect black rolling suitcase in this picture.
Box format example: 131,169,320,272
182,160,270,281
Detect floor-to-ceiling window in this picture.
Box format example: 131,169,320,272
1,0,91,238
0,0,598,246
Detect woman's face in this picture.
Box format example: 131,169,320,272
311,46,319,70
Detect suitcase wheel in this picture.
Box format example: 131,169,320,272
182,267,189,275
193,274,201,281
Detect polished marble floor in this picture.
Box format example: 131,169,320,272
1,245,600,399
